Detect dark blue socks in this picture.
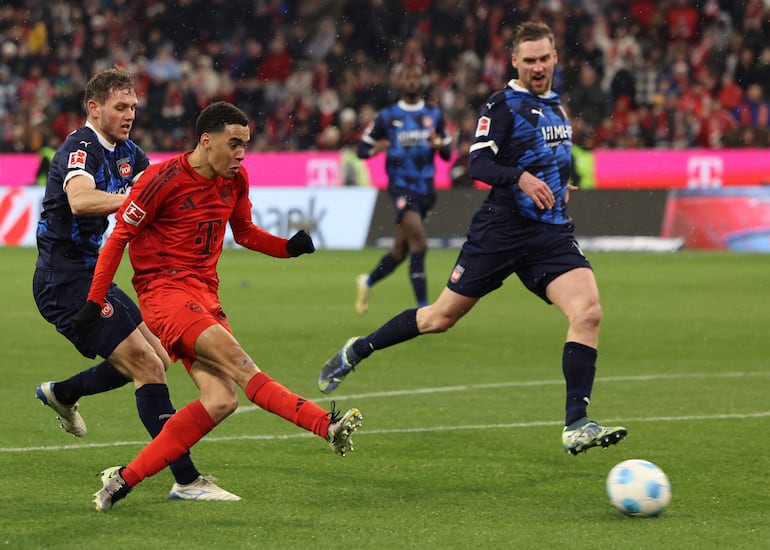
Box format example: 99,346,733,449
368,252,399,286
52,361,130,404
409,251,428,306
352,308,420,360
562,342,597,426
135,383,200,485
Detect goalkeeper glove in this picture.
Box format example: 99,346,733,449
70,300,102,334
286,230,315,256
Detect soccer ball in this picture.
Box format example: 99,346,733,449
606,459,671,517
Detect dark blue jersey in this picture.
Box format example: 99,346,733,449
35,125,148,271
359,99,449,196
469,80,573,225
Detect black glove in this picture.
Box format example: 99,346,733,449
69,300,102,334
286,230,315,257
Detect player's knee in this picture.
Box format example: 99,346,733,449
419,310,457,333
575,303,603,332
391,249,407,263
213,394,239,419
126,350,166,383
201,391,239,422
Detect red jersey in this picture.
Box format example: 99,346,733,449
88,152,290,305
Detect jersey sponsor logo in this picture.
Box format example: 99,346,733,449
68,150,87,169
100,300,114,319
450,263,465,283
475,116,491,137
117,157,133,178
531,108,544,117
79,140,92,147
122,200,147,226
392,120,404,127
397,129,432,147
540,124,572,146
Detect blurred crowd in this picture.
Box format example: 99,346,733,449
1,0,770,159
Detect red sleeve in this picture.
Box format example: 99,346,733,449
87,222,131,306
87,166,161,304
229,175,291,258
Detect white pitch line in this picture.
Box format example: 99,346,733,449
3,410,770,454
3,371,768,454
234,369,770,410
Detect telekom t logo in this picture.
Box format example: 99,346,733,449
686,156,723,188
306,159,339,187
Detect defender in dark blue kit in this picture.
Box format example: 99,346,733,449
32,67,238,500
354,64,451,315
319,22,627,456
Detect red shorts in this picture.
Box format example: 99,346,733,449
138,275,232,370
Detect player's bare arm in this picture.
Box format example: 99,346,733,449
66,175,127,216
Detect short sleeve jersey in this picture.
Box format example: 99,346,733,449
363,99,446,196
35,125,148,271
470,81,573,224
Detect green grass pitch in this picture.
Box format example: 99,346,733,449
1,246,768,549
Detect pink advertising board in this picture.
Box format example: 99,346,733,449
0,152,457,189
2,149,768,189
593,149,770,189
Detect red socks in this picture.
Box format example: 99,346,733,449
245,372,330,438
121,373,329,488
122,400,215,486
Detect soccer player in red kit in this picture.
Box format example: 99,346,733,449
71,101,363,511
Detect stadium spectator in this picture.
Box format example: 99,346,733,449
633,48,663,108
566,64,608,132
696,97,737,148
318,21,627,458
258,32,294,85
304,17,338,62
352,64,452,315
717,73,744,111
0,64,20,149
337,106,362,147
0,0,768,153
666,0,700,44
732,83,770,128
32,67,239,502
733,47,763,90
651,90,697,149
75,101,363,511
146,42,183,83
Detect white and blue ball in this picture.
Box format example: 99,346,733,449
606,459,671,517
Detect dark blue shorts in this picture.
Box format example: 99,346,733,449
445,203,591,303
388,188,436,222
33,268,141,359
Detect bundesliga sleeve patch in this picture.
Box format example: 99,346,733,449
450,264,465,283
475,116,491,137
122,200,147,226
68,149,88,169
